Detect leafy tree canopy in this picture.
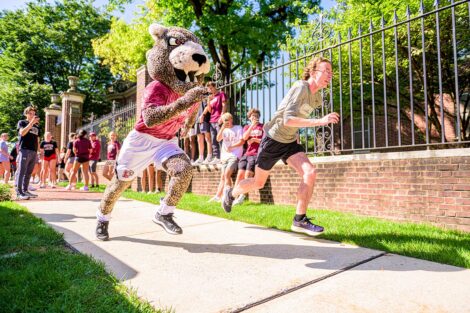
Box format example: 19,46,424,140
94,0,320,82
0,0,113,138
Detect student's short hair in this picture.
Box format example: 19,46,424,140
221,112,233,121
247,108,260,118
206,81,216,88
78,129,87,139
23,105,37,115
302,56,331,80
69,132,76,141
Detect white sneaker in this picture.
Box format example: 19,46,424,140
192,157,204,166
65,184,72,191
233,194,245,206
39,184,46,189
202,155,213,164
28,185,37,191
209,157,220,165
208,195,221,203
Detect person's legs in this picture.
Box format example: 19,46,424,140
189,134,197,161
286,152,316,215
223,160,238,187
196,133,205,160
68,161,81,188
0,163,5,181
183,137,190,157
2,161,10,184
286,152,323,236
209,123,220,160
102,163,111,180
49,158,57,186
90,160,98,186
208,168,224,202
204,130,213,156
141,168,149,192
20,150,37,196
232,166,270,197
148,164,156,192
156,169,163,192
81,161,90,187
40,160,49,187
64,161,72,184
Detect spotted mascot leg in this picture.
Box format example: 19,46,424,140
152,154,193,235
96,176,132,240
162,153,193,206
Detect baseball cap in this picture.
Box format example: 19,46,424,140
90,132,97,136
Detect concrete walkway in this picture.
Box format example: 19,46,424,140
21,187,470,313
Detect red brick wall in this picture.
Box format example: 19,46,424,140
187,150,470,232
136,66,153,120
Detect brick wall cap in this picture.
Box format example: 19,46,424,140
310,148,470,164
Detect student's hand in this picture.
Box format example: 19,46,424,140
247,138,256,145
32,116,40,124
317,112,340,126
227,145,233,152
198,116,204,124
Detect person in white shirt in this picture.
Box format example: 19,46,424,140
215,113,244,210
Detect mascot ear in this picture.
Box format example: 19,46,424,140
149,24,167,41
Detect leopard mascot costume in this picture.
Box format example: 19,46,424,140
96,24,210,240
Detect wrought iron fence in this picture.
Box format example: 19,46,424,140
81,101,136,160
216,0,470,155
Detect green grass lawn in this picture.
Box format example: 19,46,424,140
123,191,470,269
0,201,163,313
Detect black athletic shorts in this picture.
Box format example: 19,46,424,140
256,136,304,171
76,157,89,164
89,160,98,173
238,155,257,172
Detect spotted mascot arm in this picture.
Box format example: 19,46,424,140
142,87,208,128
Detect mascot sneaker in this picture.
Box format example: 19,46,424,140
153,213,182,234
96,221,110,241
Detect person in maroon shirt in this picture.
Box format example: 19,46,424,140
232,109,264,206
67,129,92,191
198,81,227,164
102,131,120,181
89,132,101,188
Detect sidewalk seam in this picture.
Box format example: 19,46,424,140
229,252,388,313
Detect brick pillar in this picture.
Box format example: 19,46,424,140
60,76,86,148
44,94,62,144
136,65,153,120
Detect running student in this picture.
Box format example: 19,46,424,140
222,56,339,236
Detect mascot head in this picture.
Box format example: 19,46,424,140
146,24,211,95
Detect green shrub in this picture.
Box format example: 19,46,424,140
0,183,12,201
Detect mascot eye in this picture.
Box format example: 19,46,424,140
168,37,183,46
